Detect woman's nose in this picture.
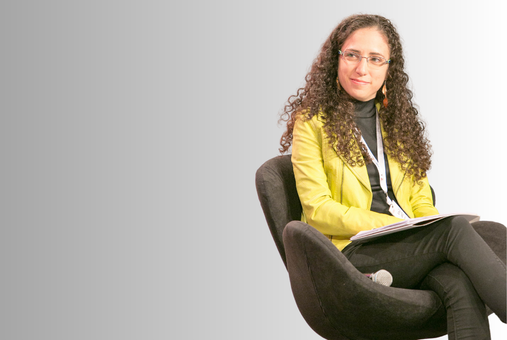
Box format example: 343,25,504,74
355,57,368,75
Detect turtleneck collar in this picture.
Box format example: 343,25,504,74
354,98,376,118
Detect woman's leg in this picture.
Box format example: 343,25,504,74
421,263,490,340
342,216,506,322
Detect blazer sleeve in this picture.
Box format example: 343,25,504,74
406,175,439,218
292,116,403,239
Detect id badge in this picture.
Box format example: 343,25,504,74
389,201,409,220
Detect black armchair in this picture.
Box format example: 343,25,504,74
255,154,506,340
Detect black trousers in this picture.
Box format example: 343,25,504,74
342,216,506,339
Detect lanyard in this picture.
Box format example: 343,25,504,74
359,111,410,220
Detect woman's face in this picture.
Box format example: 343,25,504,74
337,27,390,102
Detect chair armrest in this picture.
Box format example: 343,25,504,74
283,221,446,340
472,221,506,264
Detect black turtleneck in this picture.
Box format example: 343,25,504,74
353,99,399,216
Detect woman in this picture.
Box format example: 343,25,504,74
279,14,506,339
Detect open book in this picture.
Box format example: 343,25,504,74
350,213,480,242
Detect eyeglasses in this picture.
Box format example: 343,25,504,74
338,50,391,67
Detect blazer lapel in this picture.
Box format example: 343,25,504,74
340,137,371,191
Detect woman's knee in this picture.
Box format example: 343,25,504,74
437,216,480,247
444,216,474,233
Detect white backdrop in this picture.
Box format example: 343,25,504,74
3,0,505,339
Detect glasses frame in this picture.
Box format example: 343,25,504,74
338,50,391,67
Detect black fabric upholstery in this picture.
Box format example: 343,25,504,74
284,221,447,340
255,155,301,267
255,154,506,339
470,221,506,263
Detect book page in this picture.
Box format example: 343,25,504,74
350,213,480,242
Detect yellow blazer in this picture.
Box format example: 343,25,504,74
292,109,439,251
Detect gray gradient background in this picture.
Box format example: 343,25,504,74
3,1,506,339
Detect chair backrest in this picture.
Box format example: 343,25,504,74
255,154,302,267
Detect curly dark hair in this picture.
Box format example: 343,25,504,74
279,14,432,182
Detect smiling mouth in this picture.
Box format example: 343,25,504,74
351,79,370,85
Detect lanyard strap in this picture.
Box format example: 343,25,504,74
359,111,409,220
